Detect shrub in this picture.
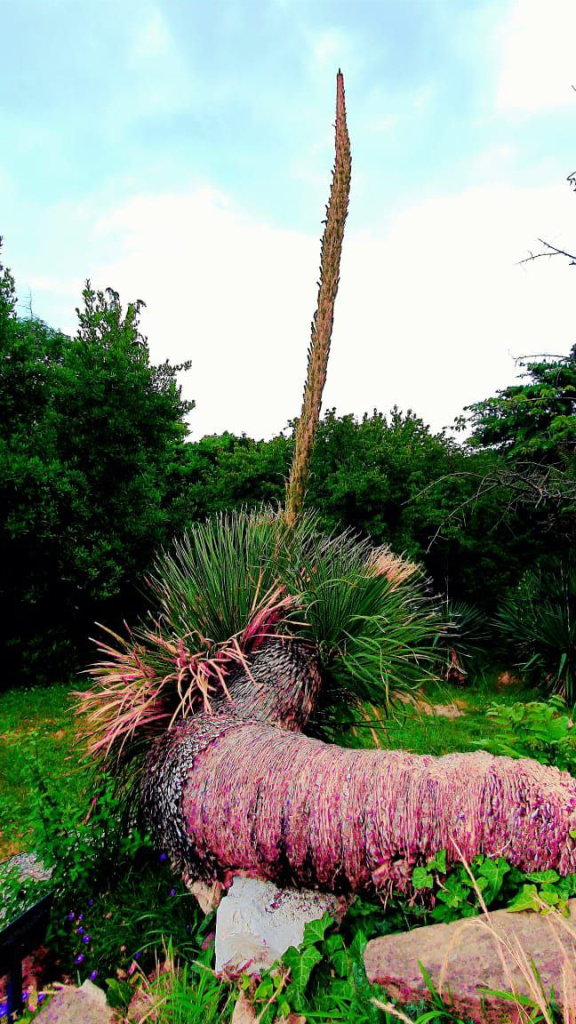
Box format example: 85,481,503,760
495,554,576,700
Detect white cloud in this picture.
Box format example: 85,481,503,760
496,0,576,111
130,8,172,64
24,179,576,441
311,29,346,68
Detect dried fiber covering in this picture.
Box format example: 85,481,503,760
144,711,576,896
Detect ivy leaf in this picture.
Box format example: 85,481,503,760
478,857,510,903
283,944,323,999
329,978,355,1002
523,869,559,885
324,933,345,955
412,867,434,890
427,849,447,873
303,912,333,946
506,884,540,913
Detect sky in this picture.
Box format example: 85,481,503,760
1,0,576,441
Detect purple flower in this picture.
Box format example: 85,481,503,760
159,852,167,862
169,888,176,897
83,934,91,944
77,914,84,922
90,970,98,981
88,899,94,906
77,927,84,935
38,994,46,1004
75,954,85,965
134,952,141,960
67,911,75,922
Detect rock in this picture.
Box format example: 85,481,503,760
365,899,576,1024
232,989,258,1023
188,878,223,913
215,876,343,975
34,979,114,1024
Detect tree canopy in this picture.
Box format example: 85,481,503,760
0,242,193,684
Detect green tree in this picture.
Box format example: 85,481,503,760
466,346,576,546
0,242,193,685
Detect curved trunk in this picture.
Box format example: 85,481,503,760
143,710,576,896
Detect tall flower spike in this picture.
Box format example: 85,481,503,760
285,70,352,525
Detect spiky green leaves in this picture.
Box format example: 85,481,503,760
78,508,442,771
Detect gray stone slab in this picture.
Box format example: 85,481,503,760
215,876,342,975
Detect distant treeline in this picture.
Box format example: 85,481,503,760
1,241,574,686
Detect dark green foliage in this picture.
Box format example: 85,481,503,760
8,763,204,984
174,410,543,616
468,346,576,462
0,241,192,685
495,555,576,699
466,346,576,548
169,432,291,524
245,912,387,1023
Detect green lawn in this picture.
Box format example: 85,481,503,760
0,683,86,859
335,674,539,755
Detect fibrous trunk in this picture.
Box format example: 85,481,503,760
142,702,576,897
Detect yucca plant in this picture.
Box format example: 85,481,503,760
78,74,576,903
438,600,491,685
79,507,440,772
495,554,576,701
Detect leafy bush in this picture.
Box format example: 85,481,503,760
0,242,192,686
495,555,576,700
476,695,576,774
9,759,204,986
410,849,576,923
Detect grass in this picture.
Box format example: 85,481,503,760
335,672,540,756
0,683,86,859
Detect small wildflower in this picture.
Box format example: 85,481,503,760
90,970,98,981
78,914,84,923
159,852,167,862
134,951,141,959
83,934,91,944
75,954,85,965
67,911,75,922
169,888,176,897
38,994,46,1003
88,898,94,906
120,945,126,952
77,926,84,935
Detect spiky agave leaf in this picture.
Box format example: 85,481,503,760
77,581,300,770
78,507,443,776
146,506,310,644
291,525,440,707
151,508,440,708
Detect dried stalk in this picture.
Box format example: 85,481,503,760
285,70,351,525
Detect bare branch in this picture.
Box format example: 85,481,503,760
519,239,576,266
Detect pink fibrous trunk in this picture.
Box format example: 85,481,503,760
149,713,576,896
